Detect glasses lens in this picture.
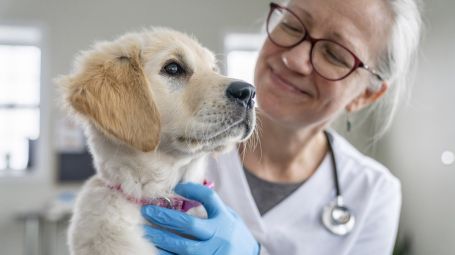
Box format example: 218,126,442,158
312,40,356,80
267,7,305,47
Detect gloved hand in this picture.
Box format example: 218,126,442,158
141,182,260,255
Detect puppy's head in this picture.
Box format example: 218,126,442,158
58,27,255,155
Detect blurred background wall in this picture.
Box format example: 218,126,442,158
379,0,455,254
0,0,453,255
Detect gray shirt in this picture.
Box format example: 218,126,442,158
243,167,304,216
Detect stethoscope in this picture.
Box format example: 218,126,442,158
321,131,355,236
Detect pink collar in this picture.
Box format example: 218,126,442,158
105,180,214,212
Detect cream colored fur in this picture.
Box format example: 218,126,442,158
57,27,255,255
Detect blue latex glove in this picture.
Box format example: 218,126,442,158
141,182,260,255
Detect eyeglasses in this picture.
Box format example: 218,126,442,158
266,2,383,81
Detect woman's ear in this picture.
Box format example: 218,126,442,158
346,82,389,112
61,38,161,152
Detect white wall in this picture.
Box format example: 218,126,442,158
375,0,455,254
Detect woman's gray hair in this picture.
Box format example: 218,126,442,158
368,0,423,139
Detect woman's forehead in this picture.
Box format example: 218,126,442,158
287,0,392,60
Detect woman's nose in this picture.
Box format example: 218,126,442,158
281,41,313,75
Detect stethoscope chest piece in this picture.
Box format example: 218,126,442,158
322,197,355,236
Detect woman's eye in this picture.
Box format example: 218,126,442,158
162,62,185,76
281,22,303,34
326,50,350,68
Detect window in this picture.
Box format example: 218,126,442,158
225,33,264,84
0,26,41,173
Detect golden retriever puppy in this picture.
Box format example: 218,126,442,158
57,27,256,255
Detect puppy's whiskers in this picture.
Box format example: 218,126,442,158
241,109,263,162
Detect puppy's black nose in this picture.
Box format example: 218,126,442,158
226,81,255,109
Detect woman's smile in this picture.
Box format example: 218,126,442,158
268,65,313,98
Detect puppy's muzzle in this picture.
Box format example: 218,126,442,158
226,81,255,109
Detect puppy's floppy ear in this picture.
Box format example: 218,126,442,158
63,40,160,152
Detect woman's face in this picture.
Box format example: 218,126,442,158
254,0,391,129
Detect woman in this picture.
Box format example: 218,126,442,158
141,0,422,254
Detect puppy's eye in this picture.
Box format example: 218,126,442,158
162,62,185,76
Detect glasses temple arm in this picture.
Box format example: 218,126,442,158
360,63,384,81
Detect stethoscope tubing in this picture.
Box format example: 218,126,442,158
325,131,341,197
322,130,355,236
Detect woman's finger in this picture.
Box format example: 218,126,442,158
143,225,201,255
157,247,176,255
141,206,214,240
174,182,224,217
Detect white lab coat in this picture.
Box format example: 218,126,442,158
206,131,401,255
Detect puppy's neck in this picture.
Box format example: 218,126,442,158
86,125,206,199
